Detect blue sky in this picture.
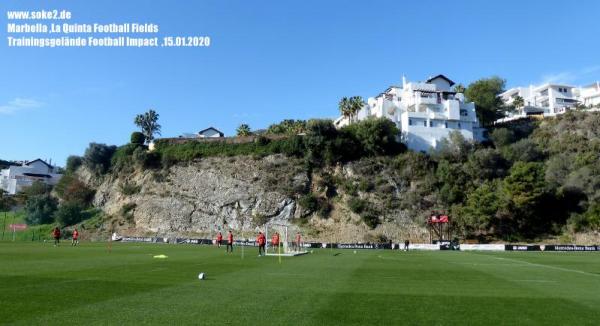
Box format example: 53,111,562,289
1,0,599,166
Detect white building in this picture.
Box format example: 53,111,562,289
334,75,485,152
197,127,224,138
0,159,63,195
576,82,600,107
499,83,579,121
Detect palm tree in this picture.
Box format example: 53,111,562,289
348,96,365,122
236,124,252,136
453,84,466,93
339,96,365,124
339,97,352,122
512,95,525,110
134,109,161,144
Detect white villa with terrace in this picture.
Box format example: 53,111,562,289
334,74,486,152
499,81,600,122
0,159,62,195
577,82,600,107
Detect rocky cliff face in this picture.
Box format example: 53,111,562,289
81,154,427,242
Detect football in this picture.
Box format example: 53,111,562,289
198,272,205,280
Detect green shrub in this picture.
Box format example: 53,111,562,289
0,190,15,212
54,202,85,226
503,138,543,163
131,146,161,169
252,214,269,226
318,173,337,197
155,136,309,165
348,197,367,214
24,194,58,225
254,135,270,145
298,193,319,212
23,180,51,197
84,143,117,174
120,203,136,221
54,175,95,206
489,128,514,148
65,155,83,173
130,132,146,145
361,209,380,229
111,143,139,172
358,179,375,192
341,179,358,196
120,182,141,195
266,119,307,135
342,117,405,156
317,199,332,218
567,203,600,232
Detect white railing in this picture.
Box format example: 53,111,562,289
416,96,437,105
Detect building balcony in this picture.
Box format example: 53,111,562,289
416,96,438,106
444,100,460,120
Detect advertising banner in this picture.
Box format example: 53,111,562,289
408,244,440,251
460,244,505,251
541,245,599,251
114,237,600,252
505,245,541,251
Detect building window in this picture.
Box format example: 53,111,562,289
409,119,413,126
460,109,468,116
458,123,461,128
423,120,427,127
429,120,433,127
444,122,448,128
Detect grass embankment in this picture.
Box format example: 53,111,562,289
0,209,104,242
0,211,47,241
155,136,304,163
1,242,599,325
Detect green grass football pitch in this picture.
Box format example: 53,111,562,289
1,242,600,325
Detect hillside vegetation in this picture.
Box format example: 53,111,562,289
8,111,600,243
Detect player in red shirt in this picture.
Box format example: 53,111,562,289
52,227,61,247
295,232,302,252
272,232,280,253
226,231,234,253
216,232,223,248
72,228,79,246
257,232,266,256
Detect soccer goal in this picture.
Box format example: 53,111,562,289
264,222,307,257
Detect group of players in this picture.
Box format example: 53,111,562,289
214,230,302,256
50,227,79,246
50,227,303,255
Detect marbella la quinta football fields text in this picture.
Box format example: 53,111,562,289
1,242,599,325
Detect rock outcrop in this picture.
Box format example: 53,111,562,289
81,154,428,242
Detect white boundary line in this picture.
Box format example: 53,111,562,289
484,255,600,278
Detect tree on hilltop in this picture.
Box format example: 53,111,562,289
134,109,161,144
339,96,365,123
236,124,252,136
465,77,507,127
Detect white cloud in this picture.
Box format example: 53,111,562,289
540,65,600,85
581,65,600,74
0,98,44,114
540,71,576,84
